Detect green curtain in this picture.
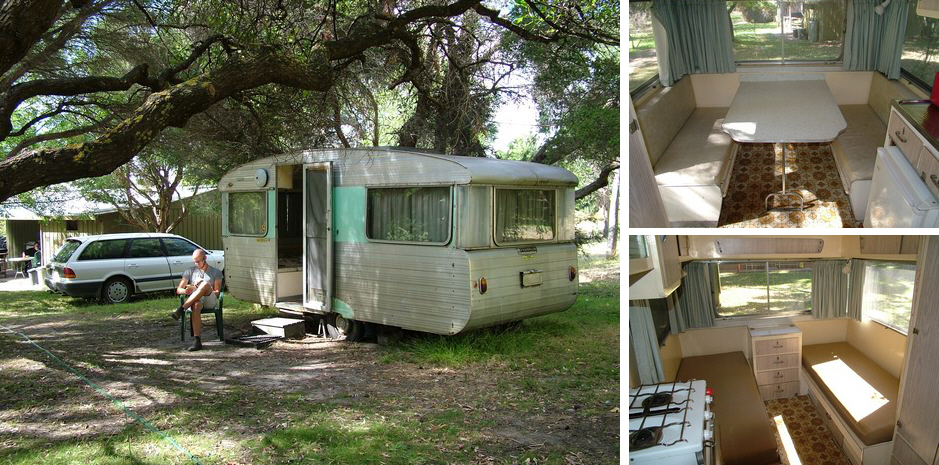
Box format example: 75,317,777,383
843,0,910,79
629,303,665,385
846,259,867,321
674,262,716,330
811,260,849,319
652,0,736,86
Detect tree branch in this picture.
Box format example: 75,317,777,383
0,0,64,77
575,162,619,200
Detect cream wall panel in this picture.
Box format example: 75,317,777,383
840,235,918,261
689,71,874,108
678,326,749,358
660,333,683,382
846,319,907,379
825,71,872,105
796,319,848,345
690,74,739,107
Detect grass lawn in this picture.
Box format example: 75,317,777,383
0,256,619,464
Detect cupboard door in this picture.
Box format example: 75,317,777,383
895,236,939,463
915,145,939,202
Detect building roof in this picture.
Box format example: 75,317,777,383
0,187,213,221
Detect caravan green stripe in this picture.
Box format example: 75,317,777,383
333,187,366,243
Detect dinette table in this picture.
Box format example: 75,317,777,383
5,257,32,279
721,79,847,211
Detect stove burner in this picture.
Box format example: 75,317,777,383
641,392,673,409
629,427,663,451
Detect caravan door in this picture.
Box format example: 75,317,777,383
303,163,333,311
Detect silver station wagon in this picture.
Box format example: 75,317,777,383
45,233,224,303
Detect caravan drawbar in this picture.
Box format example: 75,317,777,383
219,147,579,337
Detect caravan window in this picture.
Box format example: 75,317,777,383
860,261,916,334
228,191,268,236
716,261,812,317
366,187,450,243
732,0,844,62
495,189,556,244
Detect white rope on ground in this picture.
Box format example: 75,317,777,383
0,323,204,465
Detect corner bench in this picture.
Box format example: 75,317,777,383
831,72,917,217
801,342,899,465
636,77,736,227
677,351,780,465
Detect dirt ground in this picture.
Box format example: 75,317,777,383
0,260,620,464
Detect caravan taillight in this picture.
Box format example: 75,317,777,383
63,267,76,279
569,266,577,281
479,277,488,294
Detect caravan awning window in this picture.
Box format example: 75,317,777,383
495,189,556,245
228,191,268,236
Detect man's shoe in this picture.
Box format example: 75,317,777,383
171,306,184,320
187,337,202,352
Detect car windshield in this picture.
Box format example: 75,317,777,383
53,240,81,263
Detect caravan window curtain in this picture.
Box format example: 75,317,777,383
675,262,716,330
843,0,910,79
652,0,736,86
630,303,665,385
366,187,450,243
228,191,267,236
811,260,849,319
495,189,556,244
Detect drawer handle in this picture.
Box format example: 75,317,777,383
774,373,784,379
895,130,908,144
930,174,939,189
775,386,784,392
773,343,783,348
774,360,785,364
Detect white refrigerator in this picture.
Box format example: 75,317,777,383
865,146,939,228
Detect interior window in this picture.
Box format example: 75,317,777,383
715,261,812,317
732,0,844,62
161,238,198,257
79,240,128,260
495,189,556,244
229,191,268,236
366,187,450,243
629,1,658,93
860,261,916,334
126,239,165,258
901,12,939,91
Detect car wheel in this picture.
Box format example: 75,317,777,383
101,277,132,304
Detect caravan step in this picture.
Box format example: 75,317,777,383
252,317,306,339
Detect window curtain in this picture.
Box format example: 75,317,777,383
811,260,849,319
843,0,910,79
651,0,736,86
846,259,867,321
629,303,665,385
495,189,555,242
367,187,450,242
674,262,716,330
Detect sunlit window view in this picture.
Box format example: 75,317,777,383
716,261,812,316
628,2,658,92
902,11,939,87
732,0,844,61
861,261,916,333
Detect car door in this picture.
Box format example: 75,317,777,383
125,238,173,292
161,237,199,283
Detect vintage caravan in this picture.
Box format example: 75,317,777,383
628,0,939,228
218,148,579,339
628,234,939,465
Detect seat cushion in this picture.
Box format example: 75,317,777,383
636,77,697,166
834,105,888,184
677,351,779,465
653,107,733,187
802,342,899,446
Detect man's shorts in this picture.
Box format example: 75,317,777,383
200,292,219,310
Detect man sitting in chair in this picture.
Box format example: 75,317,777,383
171,249,222,351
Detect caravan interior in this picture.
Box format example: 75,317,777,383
628,0,939,228
627,234,939,465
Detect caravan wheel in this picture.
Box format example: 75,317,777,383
334,315,365,342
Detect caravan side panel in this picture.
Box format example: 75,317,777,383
334,243,472,335
224,236,277,306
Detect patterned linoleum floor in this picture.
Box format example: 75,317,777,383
718,143,861,228
765,395,850,465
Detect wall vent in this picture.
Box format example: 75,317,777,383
715,238,824,255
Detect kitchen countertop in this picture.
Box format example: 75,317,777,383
892,100,939,151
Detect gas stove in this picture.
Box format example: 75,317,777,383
628,380,715,465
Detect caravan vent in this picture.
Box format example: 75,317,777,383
715,238,824,255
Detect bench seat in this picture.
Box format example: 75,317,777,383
677,351,779,465
802,342,899,446
832,105,888,216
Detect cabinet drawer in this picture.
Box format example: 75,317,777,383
756,368,799,386
754,353,800,371
889,111,925,166
915,145,939,202
759,381,799,400
755,337,800,356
